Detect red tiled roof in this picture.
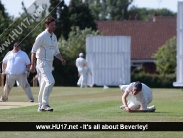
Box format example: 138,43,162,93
96,16,176,60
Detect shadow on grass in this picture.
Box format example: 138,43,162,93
117,111,170,113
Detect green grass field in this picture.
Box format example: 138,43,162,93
0,86,183,138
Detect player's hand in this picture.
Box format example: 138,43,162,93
30,65,35,73
1,69,6,75
61,59,66,65
124,107,132,112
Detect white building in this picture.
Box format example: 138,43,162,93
86,36,131,86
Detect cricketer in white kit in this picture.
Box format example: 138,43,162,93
30,17,66,112
119,81,156,112
0,42,34,102
77,62,92,87
76,53,87,88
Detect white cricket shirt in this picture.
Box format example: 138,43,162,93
76,57,86,71
3,50,30,74
31,29,60,61
125,82,153,110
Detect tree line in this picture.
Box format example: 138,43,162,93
0,0,176,86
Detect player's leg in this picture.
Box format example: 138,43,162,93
36,66,45,111
39,60,54,111
77,74,81,86
17,74,34,102
38,80,46,111
16,80,20,87
41,74,54,111
1,74,15,101
119,85,128,92
79,70,85,88
82,68,87,87
128,100,141,110
85,74,88,87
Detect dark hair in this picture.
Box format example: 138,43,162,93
45,17,56,25
13,42,20,47
133,81,142,91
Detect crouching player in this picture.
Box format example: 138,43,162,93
119,81,156,112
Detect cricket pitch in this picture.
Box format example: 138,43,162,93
0,102,38,109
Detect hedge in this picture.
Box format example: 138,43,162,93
131,72,176,88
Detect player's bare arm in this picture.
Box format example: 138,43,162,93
2,63,6,72
55,53,66,65
122,92,132,112
30,53,36,73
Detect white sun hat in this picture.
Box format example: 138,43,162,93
79,53,84,57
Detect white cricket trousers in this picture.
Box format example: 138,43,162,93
77,68,87,88
37,59,55,107
3,74,34,101
37,74,42,86
120,85,154,110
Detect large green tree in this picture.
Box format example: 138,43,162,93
0,0,8,18
107,0,133,20
49,0,70,40
85,0,133,20
48,0,97,40
152,36,176,75
68,0,97,31
0,1,48,84
0,1,12,61
48,0,98,86
54,27,99,86
128,7,176,20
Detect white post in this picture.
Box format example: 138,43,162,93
173,2,183,86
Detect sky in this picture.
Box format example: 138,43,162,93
0,0,182,17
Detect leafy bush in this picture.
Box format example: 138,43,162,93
54,27,99,86
152,36,176,75
131,71,176,88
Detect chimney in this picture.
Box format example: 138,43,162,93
128,15,133,20
153,12,158,22
135,13,140,20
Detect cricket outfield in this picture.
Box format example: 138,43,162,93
0,87,183,138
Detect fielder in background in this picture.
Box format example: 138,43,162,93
119,81,156,112
0,42,34,102
76,53,87,88
77,62,92,87
30,17,66,112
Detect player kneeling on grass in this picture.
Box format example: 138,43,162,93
119,81,156,112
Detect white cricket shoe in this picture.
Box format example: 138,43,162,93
0,97,6,102
37,106,42,112
41,105,53,112
0,97,2,102
148,105,156,112
120,105,125,109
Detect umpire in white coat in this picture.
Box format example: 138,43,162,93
76,53,87,88
0,42,34,102
30,17,66,112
